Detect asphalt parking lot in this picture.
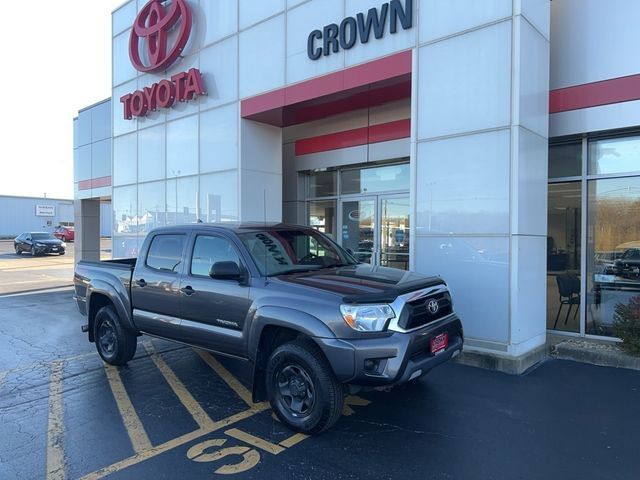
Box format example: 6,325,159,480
1,268,639,479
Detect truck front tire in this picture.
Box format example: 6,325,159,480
94,305,137,366
266,339,344,434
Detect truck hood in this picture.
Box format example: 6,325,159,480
272,264,445,303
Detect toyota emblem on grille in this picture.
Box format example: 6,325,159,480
427,299,439,315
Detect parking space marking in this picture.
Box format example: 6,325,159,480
187,439,261,474
278,433,309,449
0,370,6,387
143,341,216,430
79,405,269,480
195,349,264,409
46,360,66,480
342,395,372,416
103,364,153,454
224,428,286,455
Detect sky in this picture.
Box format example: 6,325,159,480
0,0,126,200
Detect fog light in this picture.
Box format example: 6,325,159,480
364,359,378,371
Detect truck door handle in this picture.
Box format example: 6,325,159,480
136,279,147,288
180,286,195,296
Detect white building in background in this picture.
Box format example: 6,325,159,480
73,0,640,370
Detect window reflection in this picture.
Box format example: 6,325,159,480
549,141,581,178
587,177,640,336
308,200,336,240
167,176,198,225
309,171,337,197
589,136,640,175
341,164,410,195
112,185,138,259
547,182,581,333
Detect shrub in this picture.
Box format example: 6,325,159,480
613,296,640,356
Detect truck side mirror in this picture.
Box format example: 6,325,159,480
210,261,243,281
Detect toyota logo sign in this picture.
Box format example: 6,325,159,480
427,299,439,315
129,0,192,73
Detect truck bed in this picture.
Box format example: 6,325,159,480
73,258,137,317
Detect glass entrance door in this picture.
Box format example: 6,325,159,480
341,198,376,264
379,195,410,270
340,195,410,269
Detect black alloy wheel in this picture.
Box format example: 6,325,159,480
61,236,66,242
98,318,118,358
266,339,344,434
94,305,137,366
30,245,36,256
15,244,20,255
277,364,316,417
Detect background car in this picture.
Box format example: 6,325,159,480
53,226,74,242
14,232,66,256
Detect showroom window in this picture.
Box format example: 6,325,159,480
548,133,640,338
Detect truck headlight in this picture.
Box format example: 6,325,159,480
340,304,395,332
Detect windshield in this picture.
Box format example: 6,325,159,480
32,233,54,240
238,228,358,276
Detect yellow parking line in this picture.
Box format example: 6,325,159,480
143,342,215,430
195,349,266,409
103,364,152,454
46,360,66,480
279,433,309,449
225,428,285,455
79,404,269,480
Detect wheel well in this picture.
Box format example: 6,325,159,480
88,293,112,343
252,326,307,403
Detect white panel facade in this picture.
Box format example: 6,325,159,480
239,14,285,98
417,20,512,140
419,0,511,43
286,0,345,84
416,129,511,236
550,0,640,89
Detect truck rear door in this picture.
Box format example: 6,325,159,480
131,233,187,337
178,232,251,358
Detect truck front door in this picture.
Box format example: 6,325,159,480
178,233,251,358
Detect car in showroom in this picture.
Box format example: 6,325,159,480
14,232,66,256
53,225,75,242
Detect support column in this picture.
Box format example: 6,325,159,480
239,119,283,222
413,1,550,372
74,199,101,263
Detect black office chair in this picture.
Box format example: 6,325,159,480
554,274,580,329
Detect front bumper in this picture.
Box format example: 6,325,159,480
34,245,65,255
315,314,463,386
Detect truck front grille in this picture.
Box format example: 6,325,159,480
398,292,452,330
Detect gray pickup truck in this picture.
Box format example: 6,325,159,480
74,223,463,433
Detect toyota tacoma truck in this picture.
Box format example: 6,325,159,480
74,224,463,433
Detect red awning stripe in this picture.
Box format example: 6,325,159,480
241,50,412,119
550,73,640,113
78,176,112,191
295,119,410,156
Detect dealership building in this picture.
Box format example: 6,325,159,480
73,0,640,371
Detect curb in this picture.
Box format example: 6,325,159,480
551,340,640,371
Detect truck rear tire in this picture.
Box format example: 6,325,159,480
266,339,344,434
94,305,137,366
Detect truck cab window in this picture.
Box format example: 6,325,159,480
191,236,240,277
146,235,185,272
